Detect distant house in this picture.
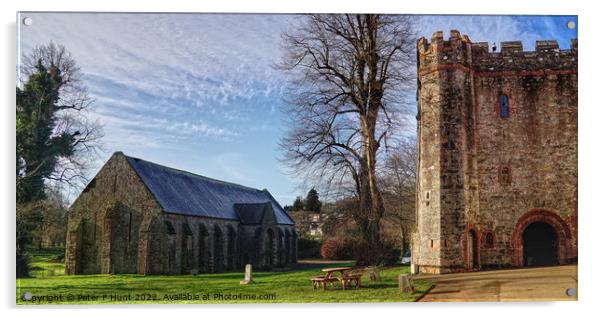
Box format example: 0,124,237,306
291,211,324,237
65,152,296,275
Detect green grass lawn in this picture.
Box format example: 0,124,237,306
17,248,431,304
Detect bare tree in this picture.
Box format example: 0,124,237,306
380,138,417,254
279,14,416,259
18,42,104,194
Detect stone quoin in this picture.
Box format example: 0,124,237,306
412,30,577,274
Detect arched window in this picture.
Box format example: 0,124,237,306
484,232,494,248
499,94,509,118
164,220,176,235
499,165,512,185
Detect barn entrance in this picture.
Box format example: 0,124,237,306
522,221,558,267
213,226,224,272
264,229,275,267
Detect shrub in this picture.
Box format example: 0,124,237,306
320,237,353,260
297,236,322,259
320,236,402,265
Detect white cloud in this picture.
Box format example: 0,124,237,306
19,13,292,154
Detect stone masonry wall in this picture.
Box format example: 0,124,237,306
66,152,297,275
66,152,163,274
413,30,577,273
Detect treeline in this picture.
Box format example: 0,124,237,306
284,188,323,213
288,139,416,264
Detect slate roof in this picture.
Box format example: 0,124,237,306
123,153,294,225
234,203,273,225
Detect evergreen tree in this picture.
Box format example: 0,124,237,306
16,43,102,277
304,188,322,213
16,60,77,203
292,196,304,211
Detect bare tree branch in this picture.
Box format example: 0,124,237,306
278,15,416,259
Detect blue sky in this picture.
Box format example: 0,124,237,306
17,13,577,205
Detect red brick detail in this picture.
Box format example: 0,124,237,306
481,230,495,248
418,64,577,78
477,69,577,78
462,224,480,270
497,165,512,185
511,209,574,266
565,190,578,259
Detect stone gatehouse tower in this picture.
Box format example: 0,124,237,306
65,152,297,275
412,30,577,274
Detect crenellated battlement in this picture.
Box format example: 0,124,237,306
418,30,577,74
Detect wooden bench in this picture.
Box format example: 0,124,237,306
310,276,339,290
339,274,362,289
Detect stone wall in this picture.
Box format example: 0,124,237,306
413,30,577,273
66,152,297,275
66,152,163,275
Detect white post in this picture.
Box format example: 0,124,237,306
240,264,253,284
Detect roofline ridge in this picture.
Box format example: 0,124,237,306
123,153,263,192
263,189,295,223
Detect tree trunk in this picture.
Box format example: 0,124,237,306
356,114,386,260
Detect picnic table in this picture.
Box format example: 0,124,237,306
311,267,362,290
322,267,352,279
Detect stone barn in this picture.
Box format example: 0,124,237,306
413,30,577,274
65,152,297,275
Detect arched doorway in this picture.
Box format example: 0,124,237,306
522,221,558,267
284,230,291,264
226,225,237,270
75,219,98,274
213,226,224,272
264,228,275,267
511,209,573,267
467,229,478,269
291,231,298,262
164,221,177,274
277,229,285,266
181,223,193,274
198,224,208,273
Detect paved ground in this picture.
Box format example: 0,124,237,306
413,265,578,302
